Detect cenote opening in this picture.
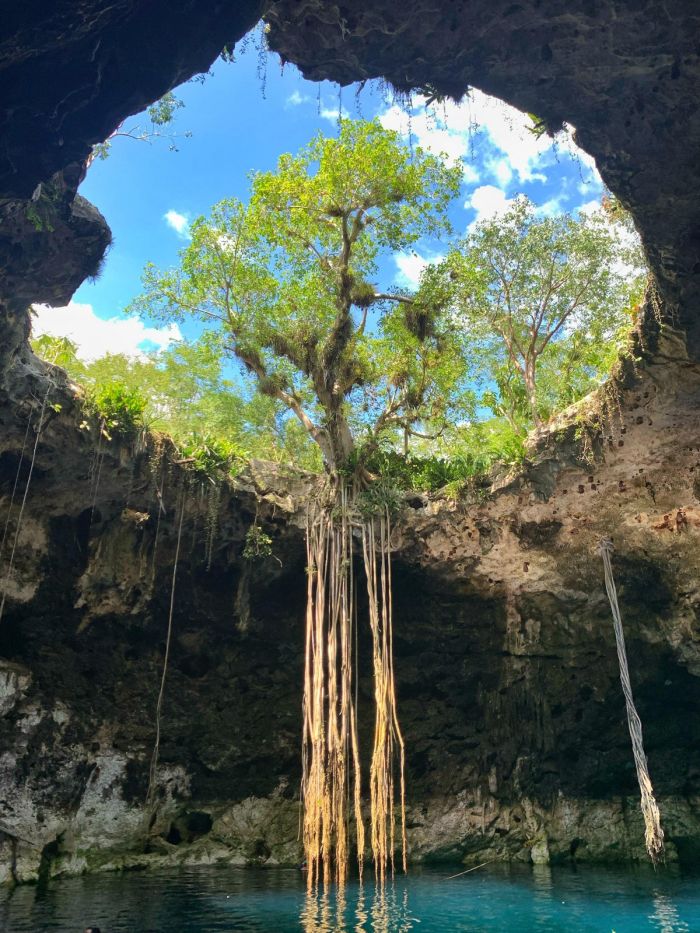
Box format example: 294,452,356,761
2,3,700,931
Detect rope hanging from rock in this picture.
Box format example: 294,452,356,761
598,537,664,862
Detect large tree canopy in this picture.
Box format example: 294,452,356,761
130,119,463,471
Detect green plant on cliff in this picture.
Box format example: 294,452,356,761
30,333,322,469
31,334,85,373
84,382,148,441
242,523,273,561
175,433,246,479
89,91,192,164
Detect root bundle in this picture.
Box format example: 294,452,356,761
301,483,406,887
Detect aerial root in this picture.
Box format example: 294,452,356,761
599,537,664,862
301,484,405,887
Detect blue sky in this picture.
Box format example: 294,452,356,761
33,24,604,359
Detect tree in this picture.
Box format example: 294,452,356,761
130,119,463,471
130,118,465,885
426,197,645,431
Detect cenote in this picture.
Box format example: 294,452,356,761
2,1,700,930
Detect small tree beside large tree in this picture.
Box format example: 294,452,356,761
422,196,645,433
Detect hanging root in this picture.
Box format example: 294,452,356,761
302,483,364,888
301,481,407,888
599,538,664,862
362,509,407,883
0,383,52,624
145,485,186,826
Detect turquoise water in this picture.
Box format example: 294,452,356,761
1,864,698,932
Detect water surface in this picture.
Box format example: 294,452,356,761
0,863,698,932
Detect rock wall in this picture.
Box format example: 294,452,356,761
1,330,700,881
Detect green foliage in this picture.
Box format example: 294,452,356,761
24,180,63,232
525,113,563,139
147,91,184,126
356,476,404,519
90,91,191,162
26,202,54,233
420,196,645,432
347,430,521,495
176,433,246,479
31,332,321,469
242,524,274,561
31,334,84,373
83,382,148,441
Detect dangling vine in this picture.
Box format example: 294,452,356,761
362,509,407,882
145,482,187,826
0,381,53,624
0,413,32,568
598,538,664,862
205,482,221,571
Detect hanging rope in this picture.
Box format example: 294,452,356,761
0,382,52,624
145,483,186,823
598,538,664,862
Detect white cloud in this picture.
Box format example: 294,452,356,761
462,163,481,184
379,89,604,191
487,156,513,188
286,90,310,107
164,209,190,238
320,104,350,124
380,104,475,178
393,251,443,289
535,195,568,217
464,91,558,184
577,198,603,217
578,177,601,196
467,185,515,227
31,302,182,362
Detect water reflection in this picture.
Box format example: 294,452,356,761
651,891,690,933
301,881,414,932
1,863,699,932
354,884,368,933
531,862,553,929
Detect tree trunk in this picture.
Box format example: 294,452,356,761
524,361,541,428
310,407,355,474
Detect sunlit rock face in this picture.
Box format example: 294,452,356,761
266,0,700,354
